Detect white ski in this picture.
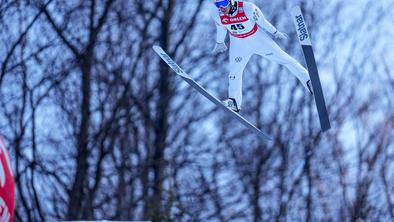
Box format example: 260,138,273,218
291,6,331,132
152,45,272,141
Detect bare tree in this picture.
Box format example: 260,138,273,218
1,0,393,221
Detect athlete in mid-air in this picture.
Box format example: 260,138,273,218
210,0,313,112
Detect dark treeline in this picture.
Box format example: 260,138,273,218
0,0,393,221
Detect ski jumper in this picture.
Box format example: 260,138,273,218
210,0,310,108
0,135,14,222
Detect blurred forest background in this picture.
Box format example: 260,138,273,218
0,0,393,221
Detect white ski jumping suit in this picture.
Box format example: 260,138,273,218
210,0,310,109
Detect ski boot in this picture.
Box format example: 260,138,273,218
306,80,313,95
222,98,240,113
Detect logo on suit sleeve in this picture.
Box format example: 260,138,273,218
252,9,260,21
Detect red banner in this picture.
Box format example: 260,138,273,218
0,135,14,222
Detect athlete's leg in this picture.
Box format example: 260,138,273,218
228,40,252,109
266,45,309,84
254,32,310,91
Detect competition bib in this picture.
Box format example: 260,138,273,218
219,1,257,38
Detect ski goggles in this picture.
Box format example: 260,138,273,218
215,0,229,8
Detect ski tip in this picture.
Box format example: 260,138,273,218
291,5,312,46
321,124,331,132
256,130,272,141
152,45,162,52
291,5,301,13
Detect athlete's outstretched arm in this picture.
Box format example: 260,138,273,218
247,3,277,34
210,9,228,53
214,21,227,43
